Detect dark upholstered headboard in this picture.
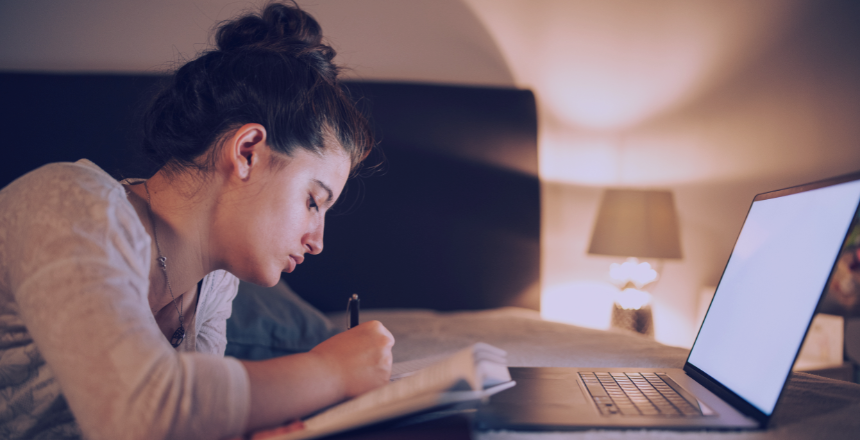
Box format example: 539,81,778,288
0,73,540,312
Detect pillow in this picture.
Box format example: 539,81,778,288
225,279,338,360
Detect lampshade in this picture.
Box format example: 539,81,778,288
588,189,682,259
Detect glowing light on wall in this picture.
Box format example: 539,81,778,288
537,28,709,131
464,0,804,185
538,131,620,185
465,0,810,348
538,126,729,186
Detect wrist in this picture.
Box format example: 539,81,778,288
306,349,347,400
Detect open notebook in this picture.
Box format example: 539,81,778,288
274,342,514,440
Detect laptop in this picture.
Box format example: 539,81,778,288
476,171,860,431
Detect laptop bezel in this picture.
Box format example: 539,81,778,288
682,170,860,428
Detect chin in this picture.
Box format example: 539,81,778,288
258,271,283,288
234,266,282,288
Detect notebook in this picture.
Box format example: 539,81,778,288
476,171,860,430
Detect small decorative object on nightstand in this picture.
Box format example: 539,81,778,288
589,189,683,336
608,258,657,336
793,313,850,381
817,218,860,382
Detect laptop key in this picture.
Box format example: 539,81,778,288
618,406,640,416
585,383,609,397
579,372,705,417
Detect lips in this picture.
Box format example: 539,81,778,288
287,255,304,273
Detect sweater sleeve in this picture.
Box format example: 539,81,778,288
3,163,250,440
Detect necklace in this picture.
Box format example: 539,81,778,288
144,182,186,348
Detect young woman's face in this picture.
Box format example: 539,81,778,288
220,146,351,286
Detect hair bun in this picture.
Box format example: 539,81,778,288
215,3,335,68
142,1,372,175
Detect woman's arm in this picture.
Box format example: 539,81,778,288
192,272,394,433
241,320,394,432
4,163,250,440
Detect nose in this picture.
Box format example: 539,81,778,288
303,218,325,255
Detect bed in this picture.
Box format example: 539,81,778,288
2,73,858,440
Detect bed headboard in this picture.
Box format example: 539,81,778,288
0,73,541,312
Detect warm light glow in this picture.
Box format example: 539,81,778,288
538,131,620,185
465,0,804,186
615,288,652,310
538,128,726,186
541,280,697,347
650,299,697,348
610,257,658,288
470,0,814,349
537,35,707,131
541,281,616,330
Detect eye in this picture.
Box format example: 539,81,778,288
309,195,320,212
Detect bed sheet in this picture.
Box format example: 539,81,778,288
329,308,860,440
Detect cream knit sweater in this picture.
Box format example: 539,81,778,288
0,160,250,440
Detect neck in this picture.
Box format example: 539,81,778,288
127,169,222,311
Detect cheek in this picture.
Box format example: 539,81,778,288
232,200,284,257
258,200,307,247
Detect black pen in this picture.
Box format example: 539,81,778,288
347,293,360,329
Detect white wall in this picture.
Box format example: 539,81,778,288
3,0,860,347
0,0,514,86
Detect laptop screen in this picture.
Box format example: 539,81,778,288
687,178,860,416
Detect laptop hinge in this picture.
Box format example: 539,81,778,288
684,363,768,427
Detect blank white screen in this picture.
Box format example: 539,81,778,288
688,180,860,415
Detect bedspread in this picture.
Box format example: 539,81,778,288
330,308,860,440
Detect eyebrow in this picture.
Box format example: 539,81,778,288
313,179,335,207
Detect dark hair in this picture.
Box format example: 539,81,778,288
141,2,373,175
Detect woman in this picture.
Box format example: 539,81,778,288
0,3,393,439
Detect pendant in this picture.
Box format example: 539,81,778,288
170,325,186,348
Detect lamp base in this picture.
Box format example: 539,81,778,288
611,303,654,337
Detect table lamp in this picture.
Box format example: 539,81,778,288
588,189,683,336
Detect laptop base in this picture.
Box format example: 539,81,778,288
475,367,760,431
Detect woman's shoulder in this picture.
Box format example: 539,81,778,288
1,159,126,210
5,159,120,193
0,160,147,266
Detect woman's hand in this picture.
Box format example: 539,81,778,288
240,320,394,434
310,320,395,398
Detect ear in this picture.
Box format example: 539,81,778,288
223,123,268,181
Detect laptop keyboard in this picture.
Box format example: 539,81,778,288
579,372,703,417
